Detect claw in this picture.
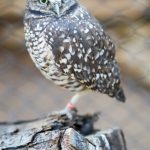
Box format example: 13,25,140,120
49,107,77,119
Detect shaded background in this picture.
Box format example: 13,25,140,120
0,0,150,149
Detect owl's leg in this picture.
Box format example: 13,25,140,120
65,91,88,111
61,90,90,118
51,90,89,119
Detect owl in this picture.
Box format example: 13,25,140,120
24,0,126,112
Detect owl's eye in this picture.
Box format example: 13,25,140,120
39,0,48,5
62,0,69,3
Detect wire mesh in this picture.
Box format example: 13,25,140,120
0,0,150,149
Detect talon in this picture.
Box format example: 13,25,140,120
49,107,77,119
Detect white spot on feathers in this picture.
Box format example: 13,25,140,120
74,68,82,72
63,38,70,43
60,58,67,64
74,30,77,34
96,74,100,80
67,65,72,69
74,64,77,68
60,46,65,53
84,28,89,33
73,38,76,43
78,53,82,59
65,53,71,60
69,46,75,55
63,68,69,73
87,48,92,54
89,24,93,29
95,52,100,60
100,49,104,56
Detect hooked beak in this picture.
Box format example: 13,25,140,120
53,3,60,16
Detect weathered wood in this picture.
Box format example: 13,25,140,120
0,112,127,150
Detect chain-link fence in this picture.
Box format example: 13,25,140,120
0,0,150,149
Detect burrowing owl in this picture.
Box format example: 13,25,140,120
24,0,126,111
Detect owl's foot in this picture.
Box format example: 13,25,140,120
49,103,77,119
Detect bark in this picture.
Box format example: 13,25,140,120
0,112,127,150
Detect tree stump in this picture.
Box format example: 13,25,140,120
0,112,127,150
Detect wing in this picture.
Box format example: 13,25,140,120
45,5,124,100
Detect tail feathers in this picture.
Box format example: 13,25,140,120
115,87,126,102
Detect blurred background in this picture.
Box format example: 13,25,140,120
0,0,149,149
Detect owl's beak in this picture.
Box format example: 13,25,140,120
53,3,60,16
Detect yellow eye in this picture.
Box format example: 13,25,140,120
39,0,48,4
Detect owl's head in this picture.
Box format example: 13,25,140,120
26,0,77,16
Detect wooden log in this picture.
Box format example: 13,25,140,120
0,112,127,150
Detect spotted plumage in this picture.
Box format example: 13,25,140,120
24,0,126,102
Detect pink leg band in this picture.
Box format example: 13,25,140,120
66,103,76,110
